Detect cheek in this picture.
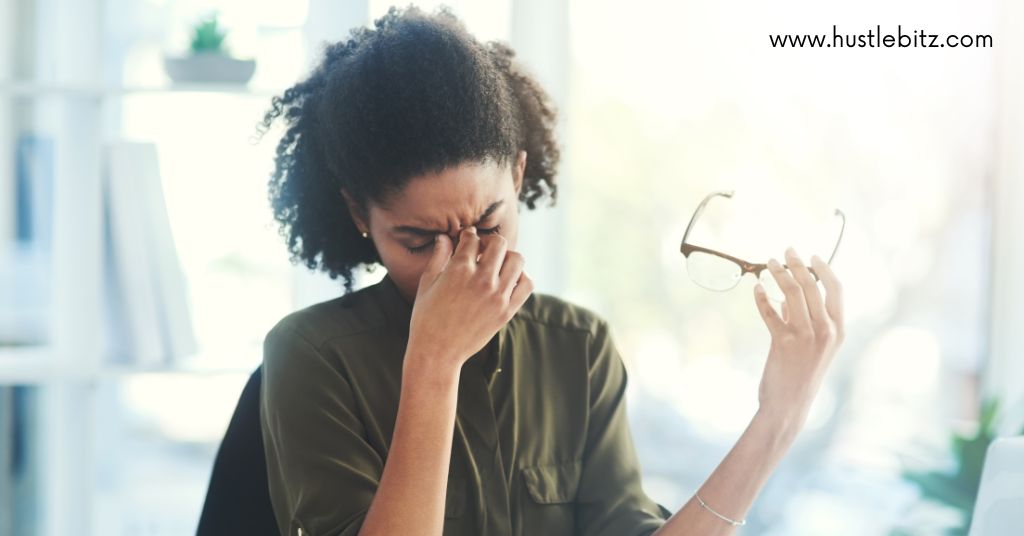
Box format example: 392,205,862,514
500,219,519,251
377,243,432,282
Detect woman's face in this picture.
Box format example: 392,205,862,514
344,151,526,304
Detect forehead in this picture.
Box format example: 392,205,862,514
374,159,511,227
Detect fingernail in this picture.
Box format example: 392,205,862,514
768,258,778,268
786,246,796,257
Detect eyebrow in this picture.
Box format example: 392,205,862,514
391,200,504,237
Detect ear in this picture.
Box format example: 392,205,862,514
340,188,369,234
513,150,527,195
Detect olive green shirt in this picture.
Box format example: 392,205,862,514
260,272,672,536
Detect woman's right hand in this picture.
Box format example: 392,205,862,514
406,226,534,372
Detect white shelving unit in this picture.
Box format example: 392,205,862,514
0,76,283,388
0,82,282,98
0,1,372,534
0,74,284,390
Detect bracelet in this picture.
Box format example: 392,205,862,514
695,493,747,526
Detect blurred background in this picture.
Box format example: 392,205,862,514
1,0,1022,534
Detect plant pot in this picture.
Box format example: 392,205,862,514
163,52,256,85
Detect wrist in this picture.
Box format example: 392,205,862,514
752,405,807,447
402,349,462,388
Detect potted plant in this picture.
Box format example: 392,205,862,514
163,13,256,85
893,396,1024,535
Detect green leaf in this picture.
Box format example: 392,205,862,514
902,470,974,511
978,397,999,430
899,393,1011,533
189,14,228,54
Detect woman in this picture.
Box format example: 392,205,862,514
257,5,845,536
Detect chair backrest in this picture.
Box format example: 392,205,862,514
196,365,279,535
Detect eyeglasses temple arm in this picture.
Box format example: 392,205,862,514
825,208,846,264
681,190,735,250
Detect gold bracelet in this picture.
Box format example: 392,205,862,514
695,493,747,526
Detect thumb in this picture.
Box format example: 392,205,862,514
421,233,452,285
754,283,783,334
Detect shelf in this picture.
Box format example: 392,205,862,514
0,344,260,385
0,345,57,384
0,344,52,360
0,81,284,99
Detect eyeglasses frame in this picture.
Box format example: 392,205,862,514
679,190,846,289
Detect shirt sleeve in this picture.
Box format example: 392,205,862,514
260,320,382,536
574,318,674,536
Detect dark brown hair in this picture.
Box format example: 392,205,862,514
256,4,560,293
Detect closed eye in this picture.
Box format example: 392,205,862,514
404,225,502,255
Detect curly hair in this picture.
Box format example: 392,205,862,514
255,4,561,294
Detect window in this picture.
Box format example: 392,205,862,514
564,0,1000,533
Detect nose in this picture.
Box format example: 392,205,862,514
446,225,478,249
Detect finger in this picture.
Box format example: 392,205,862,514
420,233,453,287
781,299,790,323
498,251,525,298
785,247,828,331
507,269,534,313
767,257,811,331
754,283,784,333
478,232,509,283
452,226,480,266
810,255,844,329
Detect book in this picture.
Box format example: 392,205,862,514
103,141,196,365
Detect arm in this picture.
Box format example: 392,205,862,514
361,227,534,535
261,320,463,536
650,408,803,536
654,250,845,534
357,350,461,536
572,321,804,536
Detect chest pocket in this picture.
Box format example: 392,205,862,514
519,459,582,533
522,459,582,503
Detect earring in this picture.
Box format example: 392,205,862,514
361,231,368,238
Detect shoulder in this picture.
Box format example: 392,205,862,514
514,290,613,342
264,282,389,351
261,283,392,397
516,293,626,389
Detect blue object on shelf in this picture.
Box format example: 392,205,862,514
15,134,55,248
2,133,54,345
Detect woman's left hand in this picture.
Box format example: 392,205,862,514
753,246,845,431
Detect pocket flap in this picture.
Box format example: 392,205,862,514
521,460,582,504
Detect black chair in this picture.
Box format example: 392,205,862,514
196,365,280,535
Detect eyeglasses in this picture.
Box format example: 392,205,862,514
679,190,846,303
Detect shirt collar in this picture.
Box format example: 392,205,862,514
375,271,509,381
376,271,413,330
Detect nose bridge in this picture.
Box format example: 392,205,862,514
445,219,472,246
